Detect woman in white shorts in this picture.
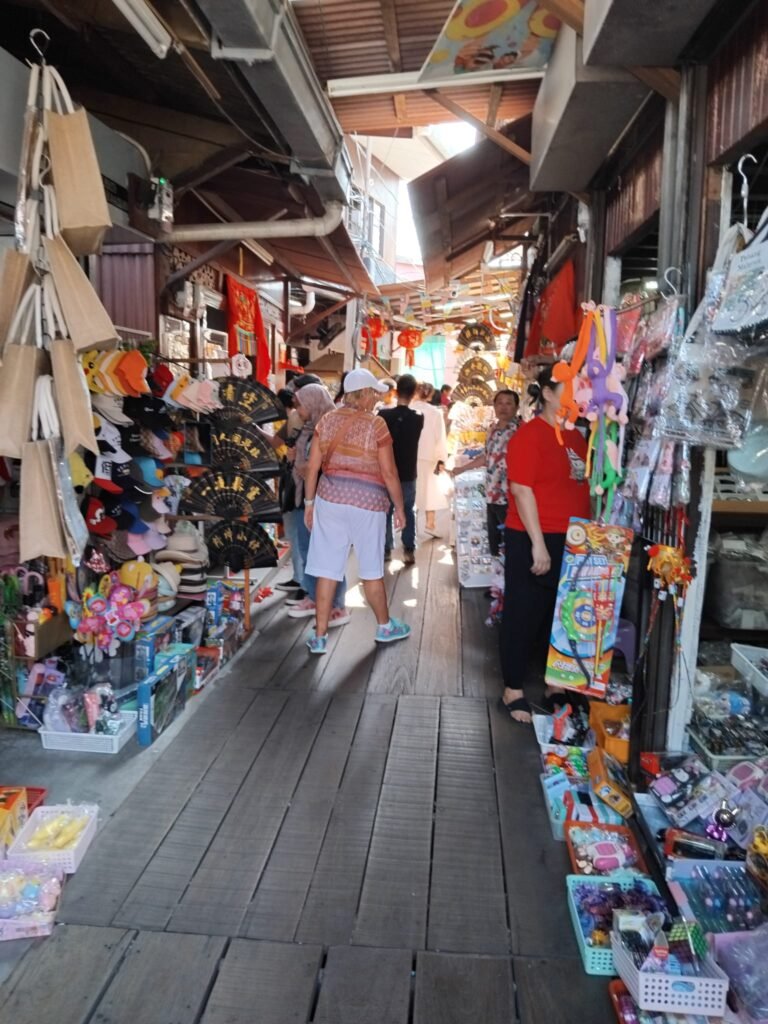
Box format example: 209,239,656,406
303,368,411,655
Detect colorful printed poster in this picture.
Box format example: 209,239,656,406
419,0,559,81
226,276,272,386
545,519,634,699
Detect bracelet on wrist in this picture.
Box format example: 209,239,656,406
305,498,315,506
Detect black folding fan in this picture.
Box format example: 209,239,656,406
211,425,280,474
215,378,284,425
206,521,278,572
452,381,494,407
179,470,281,520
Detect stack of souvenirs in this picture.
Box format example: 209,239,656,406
0,53,284,744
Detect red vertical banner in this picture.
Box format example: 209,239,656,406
226,276,272,385
525,259,579,359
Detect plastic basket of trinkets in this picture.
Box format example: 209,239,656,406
566,874,668,976
565,822,649,877
731,643,768,699
7,804,98,873
533,710,594,753
611,919,729,1017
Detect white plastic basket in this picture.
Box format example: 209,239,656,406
611,933,729,1017
7,804,98,873
38,711,137,754
731,643,768,698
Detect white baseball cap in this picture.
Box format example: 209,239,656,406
344,368,389,394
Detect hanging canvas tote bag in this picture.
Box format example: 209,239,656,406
0,250,34,364
20,375,88,563
44,278,98,455
42,186,118,351
43,65,111,256
0,283,47,459
713,214,768,335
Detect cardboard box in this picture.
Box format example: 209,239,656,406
136,647,194,747
135,615,175,680
0,787,29,854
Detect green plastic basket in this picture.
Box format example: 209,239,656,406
566,874,661,977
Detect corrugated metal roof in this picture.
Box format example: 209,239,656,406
333,81,539,133
293,0,455,79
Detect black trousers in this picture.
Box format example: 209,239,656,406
499,528,566,690
486,503,507,557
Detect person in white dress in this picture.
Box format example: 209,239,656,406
412,382,449,536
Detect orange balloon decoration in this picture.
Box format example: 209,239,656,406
361,316,386,358
397,328,424,367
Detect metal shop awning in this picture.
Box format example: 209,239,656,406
408,117,545,292
176,165,378,296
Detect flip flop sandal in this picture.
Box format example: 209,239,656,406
497,695,532,724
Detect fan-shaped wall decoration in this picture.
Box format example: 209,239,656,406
206,521,278,572
452,381,495,407
458,354,495,383
215,378,284,425
179,470,281,520
211,425,280,474
457,322,495,350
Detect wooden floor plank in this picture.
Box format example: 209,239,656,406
490,705,579,958
0,925,132,1024
91,932,226,1024
428,698,508,954
460,590,503,699
414,951,516,1024
415,543,461,696
113,690,289,930
514,956,613,1023
201,939,322,1024
314,945,412,1024
296,696,397,946
240,695,363,940
353,696,439,949
167,691,330,935
367,545,431,695
59,689,258,927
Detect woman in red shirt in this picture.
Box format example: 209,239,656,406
499,368,591,723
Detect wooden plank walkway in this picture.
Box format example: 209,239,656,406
1,540,613,1023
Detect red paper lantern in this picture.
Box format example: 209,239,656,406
361,316,386,358
397,328,424,367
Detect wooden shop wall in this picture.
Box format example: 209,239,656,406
605,127,664,255
706,1,768,164
89,243,156,336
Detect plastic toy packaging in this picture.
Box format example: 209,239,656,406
643,295,685,361
622,438,661,503
715,924,768,1021
678,864,766,932
648,441,675,510
24,811,89,851
83,683,121,735
569,824,645,875
615,295,645,355
672,444,692,507
0,868,61,920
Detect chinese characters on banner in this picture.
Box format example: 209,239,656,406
226,276,272,385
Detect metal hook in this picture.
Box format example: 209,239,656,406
738,153,757,225
29,29,50,61
662,266,683,298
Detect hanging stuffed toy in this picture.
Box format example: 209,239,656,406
552,303,594,442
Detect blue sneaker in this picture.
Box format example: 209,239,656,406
306,631,328,655
375,618,411,644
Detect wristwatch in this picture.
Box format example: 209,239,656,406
305,498,315,506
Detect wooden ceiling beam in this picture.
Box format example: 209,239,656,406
424,91,531,165
486,83,503,127
393,93,408,123
380,0,403,73
174,146,252,198
287,297,350,343
628,66,682,102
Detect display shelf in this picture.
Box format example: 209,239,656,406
712,471,768,517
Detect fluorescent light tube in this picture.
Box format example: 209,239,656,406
110,0,173,59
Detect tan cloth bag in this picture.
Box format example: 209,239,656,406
44,65,111,256
0,283,47,459
44,279,98,455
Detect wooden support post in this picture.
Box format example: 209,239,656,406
243,569,251,635
424,91,532,165
485,84,503,128
380,0,402,72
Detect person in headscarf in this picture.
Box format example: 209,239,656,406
287,383,349,626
